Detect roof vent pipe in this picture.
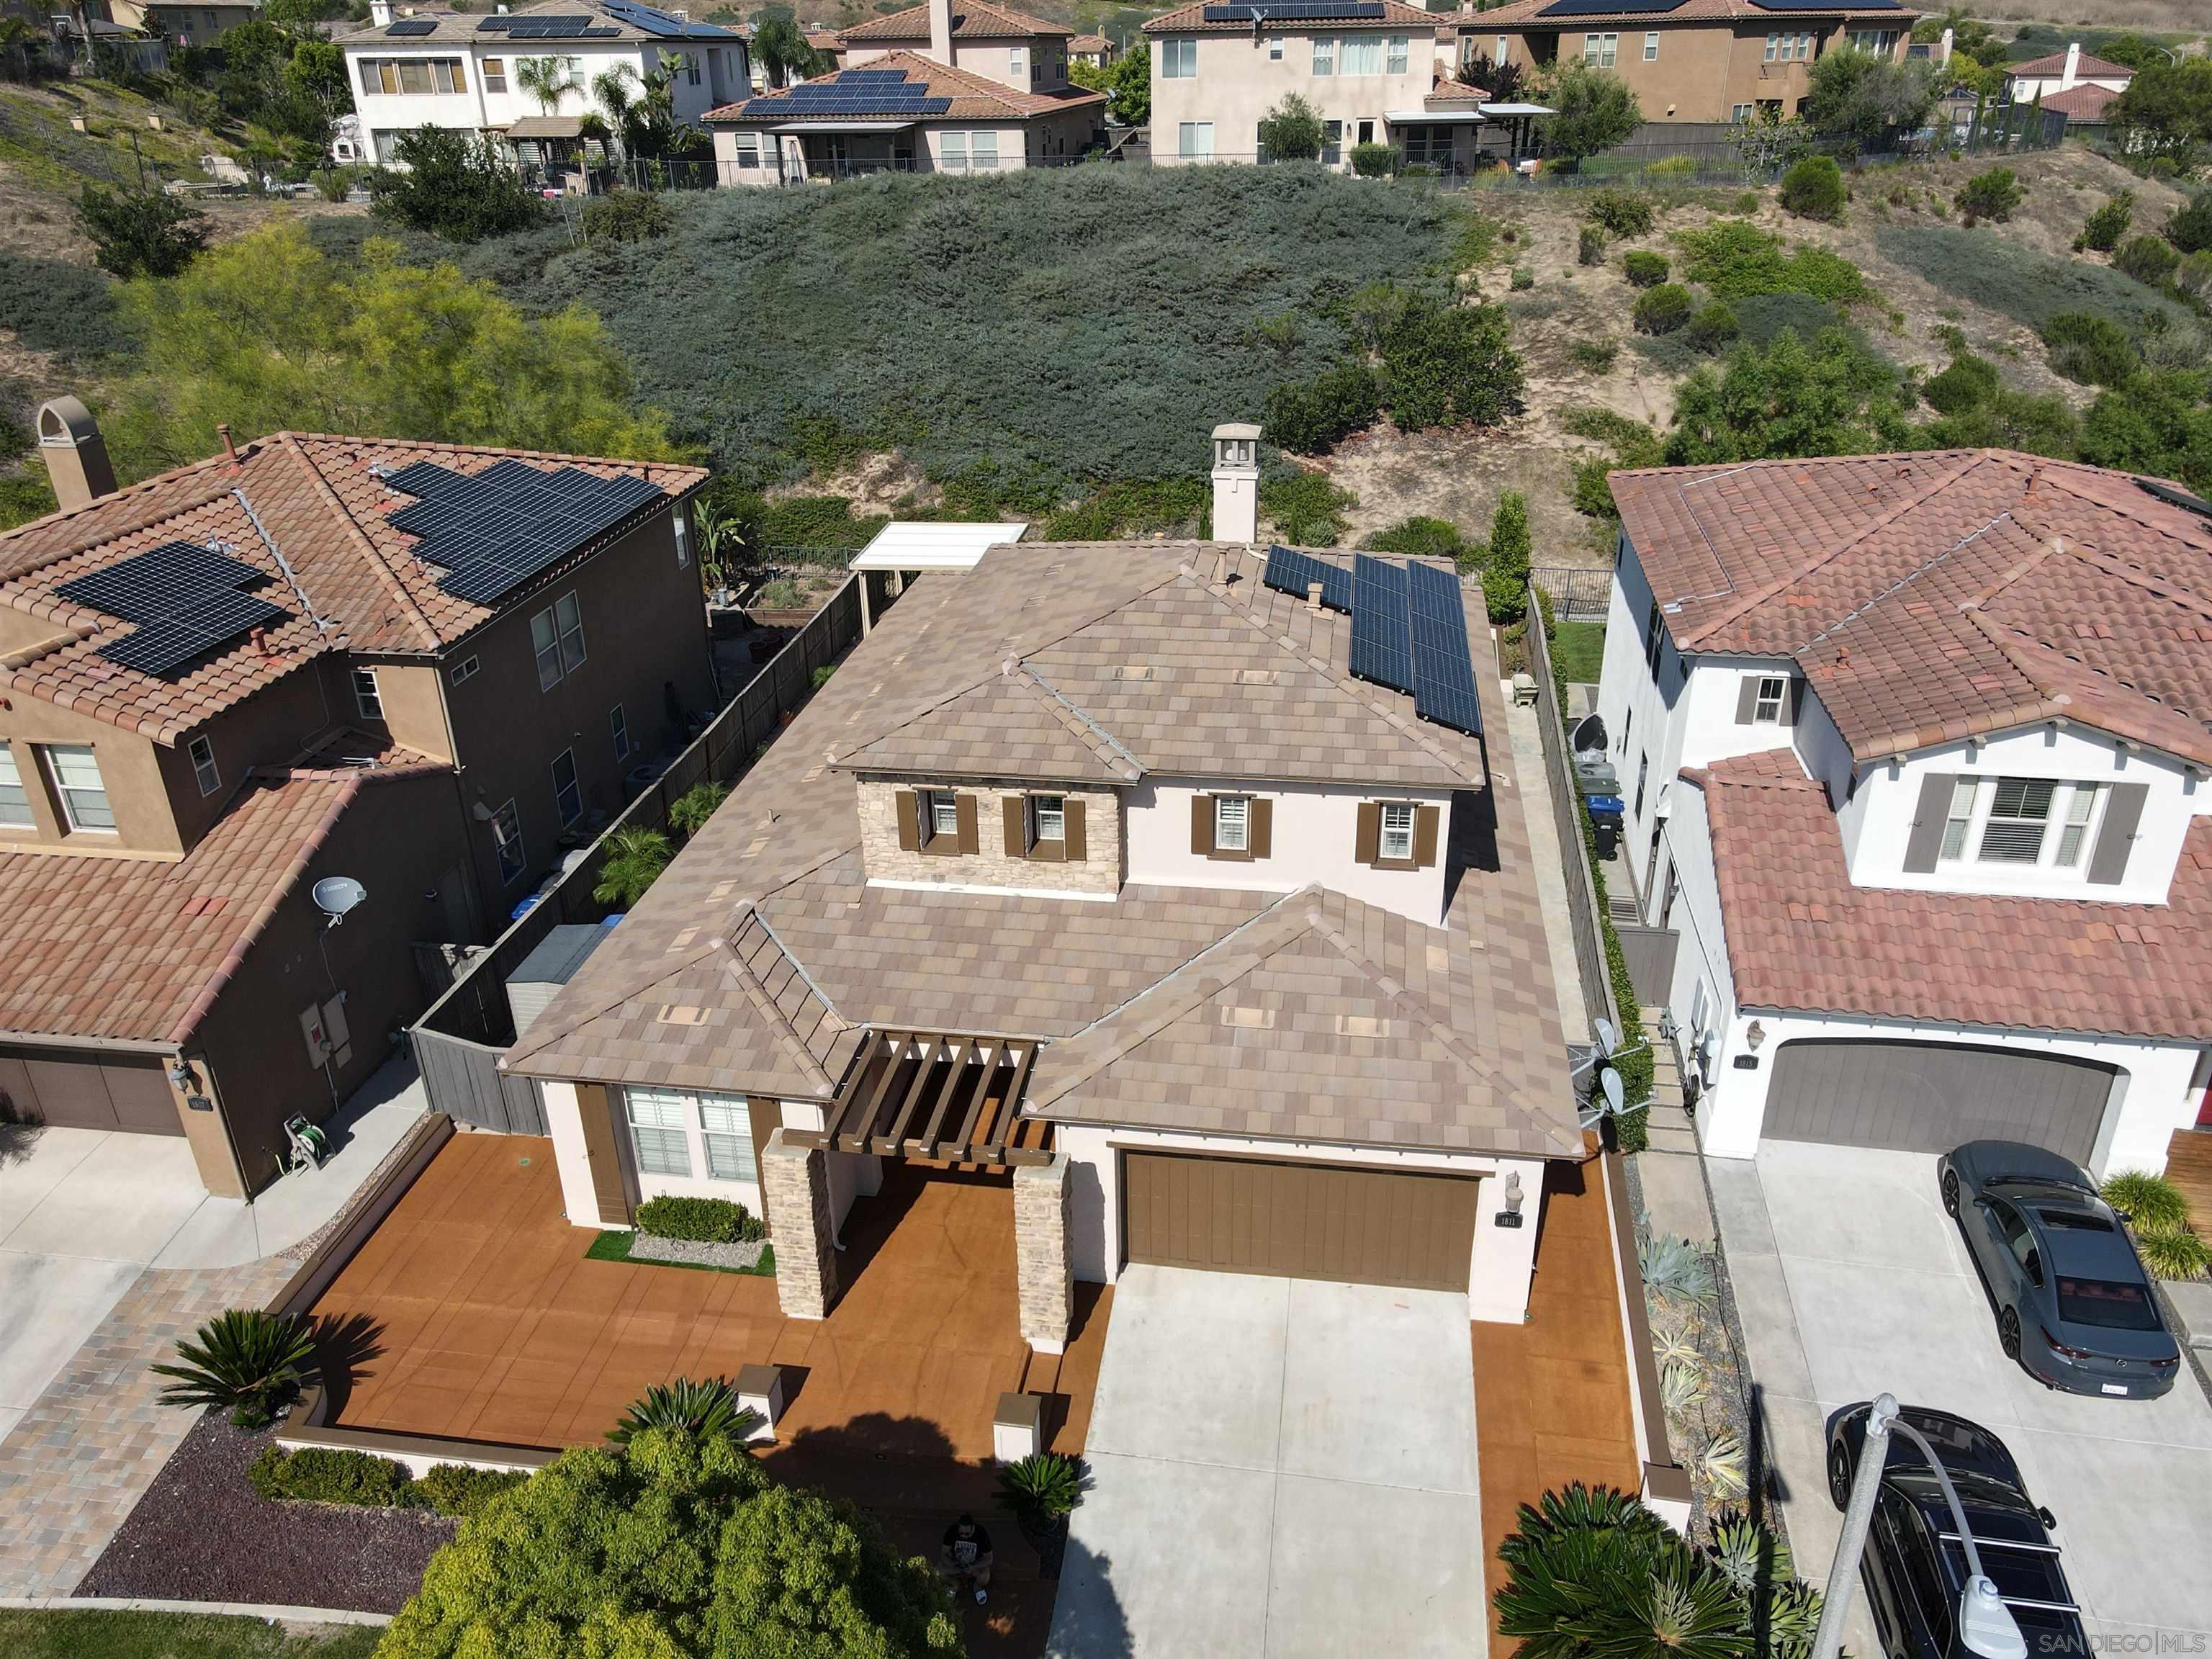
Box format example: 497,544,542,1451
217,423,240,470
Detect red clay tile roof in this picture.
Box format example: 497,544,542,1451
0,433,704,745
1429,76,1491,103
1693,754,2212,1040
2042,81,2122,121
839,1,1069,41
706,49,1105,122
1068,32,1112,51
0,763,442,1046
2010,50,2132,79
1610,450,2212,768
1146,0,1436,31
1465,0,1914,23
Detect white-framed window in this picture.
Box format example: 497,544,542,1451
1161,36,1196,77
449,654,479,685
626,1089,692,1177
1978,778,2056,864
1731,102,1753,122
45,745,114,832
1752,673,1787,724
611,703,631,762
1031,793,1065,845
1379,800,1416,861
482,56,506,93
552,748,581,827
1764,32,1779,60
941,131,966,171
353,665,384,720
971,130,999,169
1385,33,1408,73
1340,34,1382,75
0,746,32,830
531,607,562,689
555,592,585,675
1268,37,1282,59
928,790,960,840
1848,28,1898,54
734,132,762,168
2055,784,2100,866
1644,30,1658,60
189,734,220,796
490,796,526,884
673,508,691,568
1583,31,1617,68
700,1096,757,1182
361,56,469,96
1178,120,1213,158
1214,793,1249,853
1010,45,1025,74
1311,34,1334,76
1937,775,2108,872
531,593,585,688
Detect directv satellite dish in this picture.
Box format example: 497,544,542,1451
1594,1017,1619,1058
1601,1068,1625,1115
312,876,367,927
1570,713,1608,757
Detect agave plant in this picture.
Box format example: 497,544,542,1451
1653,1318,1703,1370
150,1308,318,1429
996,1451,1087,1521
2101,1170,2190,1233
608,1376,756,1445
1659,1359,1708,1417
1701,1431,1750,1501
1707,1509,1793,1598
1640,1232,1717,1305
2133,1223,2211,1282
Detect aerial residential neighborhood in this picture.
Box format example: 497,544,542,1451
1,0,2211,1656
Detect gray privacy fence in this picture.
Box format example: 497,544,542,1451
1616,923,1679,1007
1532,565,1611,624
408,575,867,1130
1524,589,1617,1036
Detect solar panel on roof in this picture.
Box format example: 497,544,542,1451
2137,478,2212,521
477,14,512,26
1534,0,1684,15
55,541,290,678
1262,544,1351,611
385,17,437,33
1748,0,1898,8
1349,554,1413,694
1406,559,1483,737
1198,1,1386,19
382,459,665,607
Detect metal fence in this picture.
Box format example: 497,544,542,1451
408,575,868,1128
1532,565,1612,623
1524,588,1615,1038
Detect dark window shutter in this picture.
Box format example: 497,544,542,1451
955,792,979,855
1355,801,1380,866
1002,795,1027,858
1413,804,1440,868
1781,677,1804,727
1064,799,1087,862
1734,675,1761,724
1250,798,1273,859
1192,794,1214,857
2087,781,2147,886
895,789,920,852
1902,772,1953,873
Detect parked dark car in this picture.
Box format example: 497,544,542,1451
1827,1402,2087,1659
1940,1140,2180,1399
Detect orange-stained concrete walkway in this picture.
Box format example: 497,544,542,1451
1470,1156,1643,1629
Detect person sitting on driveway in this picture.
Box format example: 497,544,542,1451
938,1513,993,1606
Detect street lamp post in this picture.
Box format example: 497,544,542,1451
1813,1393,2026,1659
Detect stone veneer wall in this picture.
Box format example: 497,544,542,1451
855,777,1122,896
760,1130,837,1319
1013,1155,1074,1354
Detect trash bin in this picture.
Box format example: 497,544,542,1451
1585,793,1624,859
1575,758,1619,797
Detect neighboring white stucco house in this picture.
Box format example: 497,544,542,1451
1596,451,2212,1179
2005,42,2132,106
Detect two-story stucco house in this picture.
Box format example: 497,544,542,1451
0,399,711,1197
503,446,1587,1341
1594,450,2212,1181
2005,42,2134,127
335,0,749,168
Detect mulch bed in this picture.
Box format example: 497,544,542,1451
77,1414,454,1614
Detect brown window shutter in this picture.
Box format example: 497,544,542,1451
895,789,920,851
577,1083,633,1226
1355,801,1380,866
1002,794,1027,858
955,792,979,854
2087,781,2147,886
1064,799,1087,861
1901,773,1952,873
1249,798,1272,859
1413,804,1440,868
1734,675,1761,724
1192,793,1214,857
1781,677,1804,727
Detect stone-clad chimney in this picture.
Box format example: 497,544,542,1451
926,0,954,63
36,397,117,513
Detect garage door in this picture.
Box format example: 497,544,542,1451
1764,1040,2112,1164
0,1047,182,1136
1121,1151,1478,1292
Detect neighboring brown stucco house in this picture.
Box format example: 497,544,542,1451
0,401,711,1197
1463,0,1919,125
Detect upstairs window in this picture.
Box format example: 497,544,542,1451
189,734,220,796
1642,597,1665,675
1031,794,1065,845
1214,793,1249,853
483,56,507,93
354,666,385,721
1310,35,1332,76
1644,30,1658,59
1936,776,2108,873
531,592,587,689
611,703,631,763
926,788,960,842
2055,784,2099,866
1583,31,1617,68
1385,33,1407,73
0,747,31,829
1979,777,2056,864
1379,800,1416,861
1339,34,1382,76
1161,37,1196,76
1752,674,1787,723
45,745,114,832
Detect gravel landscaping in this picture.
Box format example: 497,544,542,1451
626,1232,769,1271
78,1414,454,1614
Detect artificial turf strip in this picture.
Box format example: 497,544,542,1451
587,1229,776,1275
0,1609,384,1659
1551,619,1607,685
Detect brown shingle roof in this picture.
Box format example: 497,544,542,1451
1610,450,2212,767
0,433,704,744
705,48,1104,122
1694,755,2212,1040
506,539,1581,1159
839,0,1069,40
2010,49,2132,78
0,764,442,1046
1146,0,1435,31
1069,32,1112,51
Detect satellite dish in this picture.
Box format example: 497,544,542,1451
1570,713,1609,756
1594,1017,1619,1058
312,876,367,927
1601,1067,1625,1115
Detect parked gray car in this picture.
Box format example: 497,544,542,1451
1939,1141,2180,1400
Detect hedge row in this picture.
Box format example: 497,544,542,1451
248,1446,526,1517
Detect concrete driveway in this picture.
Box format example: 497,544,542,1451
1711,1141,2212,1652
1047,1265,1484,1659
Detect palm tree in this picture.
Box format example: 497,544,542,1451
514,53,576,117
607,1376,756,1444
592,824,673,907
667,781,729,841
150,1308,319,1429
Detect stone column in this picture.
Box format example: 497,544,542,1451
1014,1154,1074,1354
761,1129,838,1320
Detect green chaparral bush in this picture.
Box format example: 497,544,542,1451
1367,514,1476,568
2115,233,2182,288
1686,301,1740,354
2164,191,2212,256
1955,166,2022,226
2075,190,2134,253
1670,220,1869,304
1622,249,1669,287
1779,154,1848,222
634,1195,766,1244
1261,472,1354,546
1511,264,1534,290
1874,224,2192,336
582,189,674,243
1578,223,1606,266
1570,336,1619,374
1264,359,1381,454
1375,292,1523,431
413,1463,530,1519
1665,326,1909,466
2041,310,2140,387
1632,282,1695,336
1726,291,1851,351
757,494,890,551
1582,187,1656,240
0,253,120,363
1923,350,2002,415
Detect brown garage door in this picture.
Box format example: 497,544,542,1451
1764,1040,2112,1164
1121,1151,1478,1292
0,1047,182,1136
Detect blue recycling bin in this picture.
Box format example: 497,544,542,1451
1585,793,1624,859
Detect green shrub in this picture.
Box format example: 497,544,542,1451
0,253,118,364
1262,472,1354,546
634,1195,765,1244
1955,166,2022,225
667,781,729,840
1570,336,1620,373
75,184,210,279
1632,282,1695,335
2134,1226,2210,1282
1583,188,1656,239
2075,190,2134,253
1040,477,1208,539
1640,1233,1717,1304
151,1308,318,1430
1349,142,1401,177
2165,191,2212,256
591,825,672,907
809,663,836,690
1671,220,1869,303
1511,264,1534,290
1622,249,1669,287
582,190,673,243
997,1451,1087,1520
369,128,542,243
1923,351,2002,414
1578,223,1606,266
2101,1171,2190,1233
1367,514,1473,566
1485,490,1531,624
1727,290,1849,349
248,1445,418,1508
1780,154,1847,222
415,1462,531,1519
758,495,889,552
1376,292,1524,431
1256,92,1323,163
1685,301,1740,354
2115,233,2182,287
2177,251,2212,308
1733,189,1761,214
2041,310,2139,386
1264,360,1381,454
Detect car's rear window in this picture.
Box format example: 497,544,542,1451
2054,1275,2162,1330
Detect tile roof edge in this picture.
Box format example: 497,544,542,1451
711,930,840,1098
1960,611,2212,770
274,431,711,485
279,436,445,654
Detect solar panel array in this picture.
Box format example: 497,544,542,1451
1405,560,1483,736
752,67,953,114
1749,0,1899,8
481,14,622,37
1349,554,1413,694
1198,1,1386,19
56,542,290,678
1261,545,1480,736
1261,544,1352,611
2139,478,2212,521
603,0,738,35
383,459,665,606
385,17,438,33
1536,0,1684,15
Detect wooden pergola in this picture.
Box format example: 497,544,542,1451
786,1030,1052,1168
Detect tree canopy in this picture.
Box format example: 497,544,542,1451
1804,46,1936,145
75,186,210,279
1665,326,1907,466
1070,48,1148,126
2107,57,2212,160
1257,94,1323,162
370,128,545,242
751,9,829,84
1536,61,1640,164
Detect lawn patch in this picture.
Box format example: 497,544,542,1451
1551,620,1606,683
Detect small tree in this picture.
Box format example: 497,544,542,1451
513,52,576,117
1256,92,1323,162
750,9,827,85
1632,282,1694,335
1955,166,2021,227
369,128,542,242
1725,106,1809,184
2074,190,2134,253
1779,154,1846,222
2164,192,2212,256
1377,293,1524,432
1804,45,1936,145
593,825,673,906
1485,490,1531,625
1536,60,1641,166
75,186,211,279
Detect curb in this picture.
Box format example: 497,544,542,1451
0,1596,391,1626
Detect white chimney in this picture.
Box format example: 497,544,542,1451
1937,25,1953,66
1210,423,1260,546
926,0,953,64
2061,40,2080,90
369,0,392,24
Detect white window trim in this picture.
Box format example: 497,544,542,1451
1031,793,1065,844
1215,793,1250,853
922,788,960,843
625,1089,693,1178
1644,30,1658,60
45,745,114,834
1379,800,1416,862
1936,776,2108,876
0,745,32,830
353,665,384,721
491,796,526,884
189,734,220,797
1752,673,1787,724
698,1094,757,1183
555,592,586,677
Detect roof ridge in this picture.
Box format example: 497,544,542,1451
1302,898,1507,1098
501,940,725,1068
277,435,445,653
0,474,244,585
711,929,838,1097
1018,662,1144,778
